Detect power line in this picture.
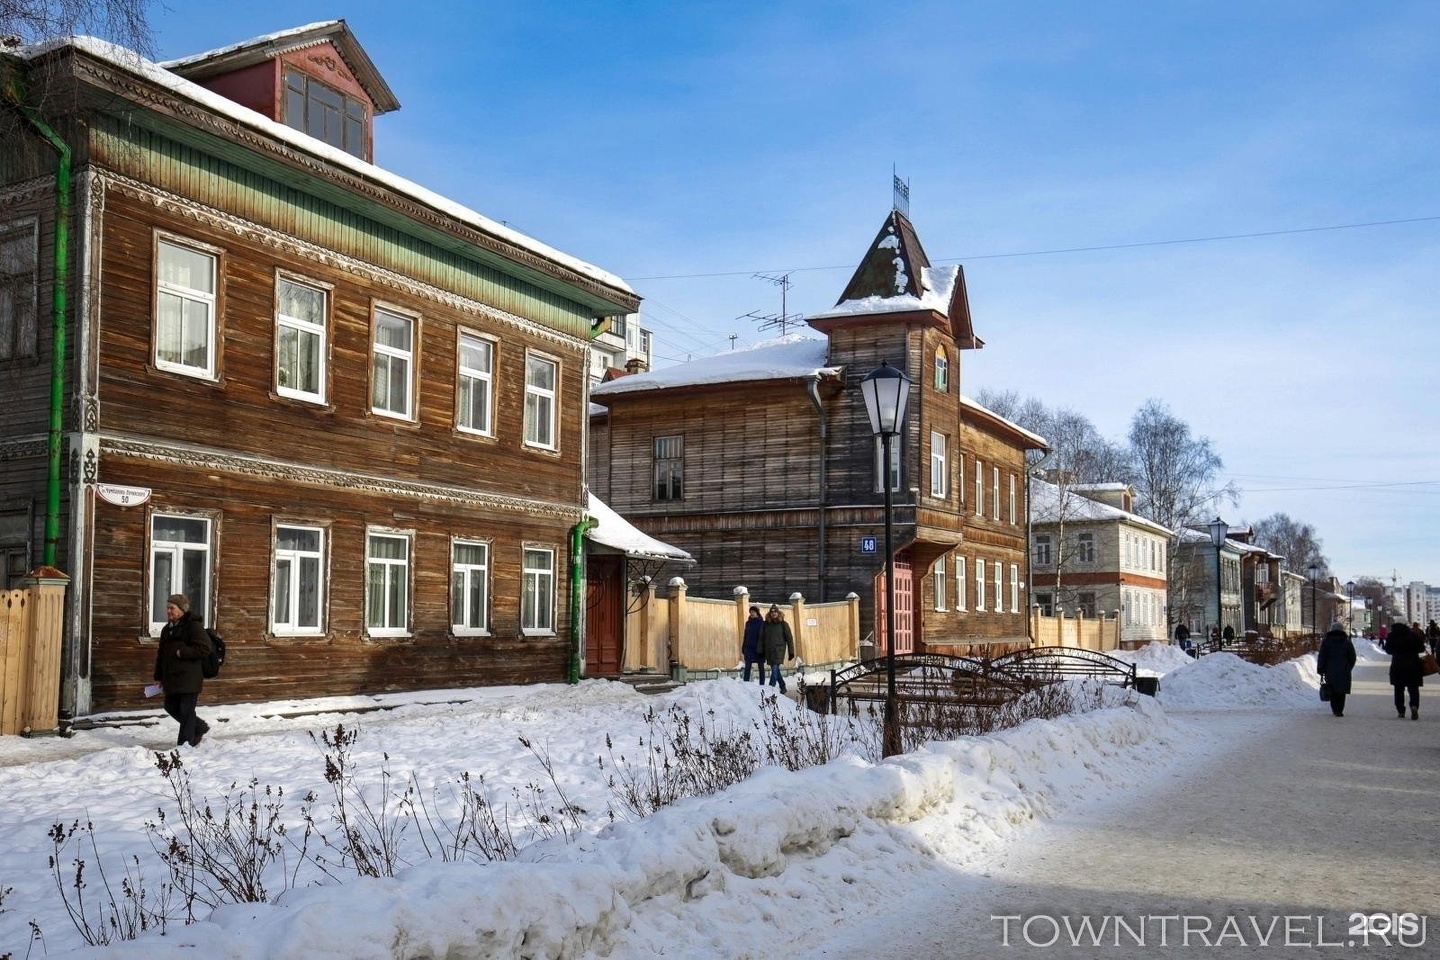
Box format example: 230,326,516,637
624,214,1440,282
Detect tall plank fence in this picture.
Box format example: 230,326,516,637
0,568,68,736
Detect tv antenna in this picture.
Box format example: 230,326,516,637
739,272,803,338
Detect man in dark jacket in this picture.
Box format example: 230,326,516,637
1387,622,1424,720
154,593,212,747
1315,623,1356,718
1427,620,1440,659
760,604,795,694
741,605,764,683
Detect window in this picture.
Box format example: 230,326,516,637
1078,591,1097,618
654,435,684,501
1009,474,1017,524
149,514,211,635
1010,564,1020,613
994,563,1003,612
524,353,559,449
276,277,327,402
955,556,966,611
958,457,964,506
366,530,411,635
874,437,901,493
371,307,414,419
934,348,949,391
155,238,217,377
284,68,367,159
1033,535,1052,567
521,546,555,634
933,556,947,611
1035,592,1053,617
992,466,1000,520
1077,532,1095,563
975,459,983,516
272,524,324,634
930,432,948,498
0,505,29,590
457,333,494,435
976,558,986,612
451,540,490,634
0,219,38,361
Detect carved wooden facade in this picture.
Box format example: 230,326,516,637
591,211,1045,656
1,26,637,717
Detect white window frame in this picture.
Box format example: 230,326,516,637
523,351,560,450
934,348,949,391
371,305,416,420
934,556,947,611
457,331,496,436
275,274,328,404
992,466,1000,521
955,556,967,611
272,522,326,636
365,528,412,637
958,456,964,506
975,459,983,517
1009,474,1017,525
1077,532,1096,564
976,558,986,612
154,235,218,379
451,538,491,635
1033,535,1052,567
1010,563,1020,613
148,512,213,636
994,562,1003,612
874,437,901,493
930,431,948,498
521,545,556,635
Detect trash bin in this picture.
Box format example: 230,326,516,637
1133,676,1159,697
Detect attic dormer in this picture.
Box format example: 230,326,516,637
161,20,400,163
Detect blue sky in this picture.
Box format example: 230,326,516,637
142,1,1440,590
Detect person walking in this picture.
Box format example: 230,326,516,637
1385,621,1424,720
760,603,795,694
741,605,765,683
154,593,212,747
1427,620,1440,659
1315,623,1356,717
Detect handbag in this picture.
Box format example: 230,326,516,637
1319,682,1331,702
1421,653,1439,678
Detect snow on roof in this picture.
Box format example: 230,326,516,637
586,494,693,563
809,264,959,320
1030,478,1171,536
591,335,838,398
157,20,341,69
960,395,1050,449
18,35,632,299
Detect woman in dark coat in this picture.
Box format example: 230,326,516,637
760,604,795,694
740,605,764,684
154,593,212,747
1386,621,1424,720
1315,623,1356,718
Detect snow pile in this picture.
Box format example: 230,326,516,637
1156,652,1317,711
1110,641,1196,676
39,686,1182,959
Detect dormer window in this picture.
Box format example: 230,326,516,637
284,68,367,159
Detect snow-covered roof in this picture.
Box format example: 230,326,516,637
809,264,960,320
17,35,632,301
960,395,1050,449
586,494,693,563
1030,478,1171,536
591,335,838,398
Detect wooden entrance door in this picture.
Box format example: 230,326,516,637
873,549,915,655
585,555,624,677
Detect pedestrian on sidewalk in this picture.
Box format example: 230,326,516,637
153,593,212,747
741,605,765,683
1426,620,1440,659
1316,623,1356,717
761,604,795,694
1385,621,1425,720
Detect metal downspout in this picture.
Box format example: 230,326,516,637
806,376,828,601
568,517,599,684
5,81,71,568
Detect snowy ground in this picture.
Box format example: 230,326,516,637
0,643,1374,958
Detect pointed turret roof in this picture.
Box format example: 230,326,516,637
807,209,982,348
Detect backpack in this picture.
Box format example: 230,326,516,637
202,628,226,679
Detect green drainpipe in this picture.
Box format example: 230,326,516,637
568,516,598,684
4,73,71,568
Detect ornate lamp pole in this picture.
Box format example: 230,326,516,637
1308,563,1320,637
1346,580,1355,636
1208,517,1228,650
861,360,912,759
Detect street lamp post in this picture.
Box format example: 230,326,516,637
861,360,912,759
1346,580,1355,636
1208,517,1228,651
1308,563,1320,637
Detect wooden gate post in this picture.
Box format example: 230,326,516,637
19,566,69,737
668,577,688,678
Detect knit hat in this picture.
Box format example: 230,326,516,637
749,605,761,614
167,593,190,611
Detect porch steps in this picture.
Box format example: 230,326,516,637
615,672,683,696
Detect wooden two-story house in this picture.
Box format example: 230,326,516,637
1,22,638,719
589,209,1046,658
